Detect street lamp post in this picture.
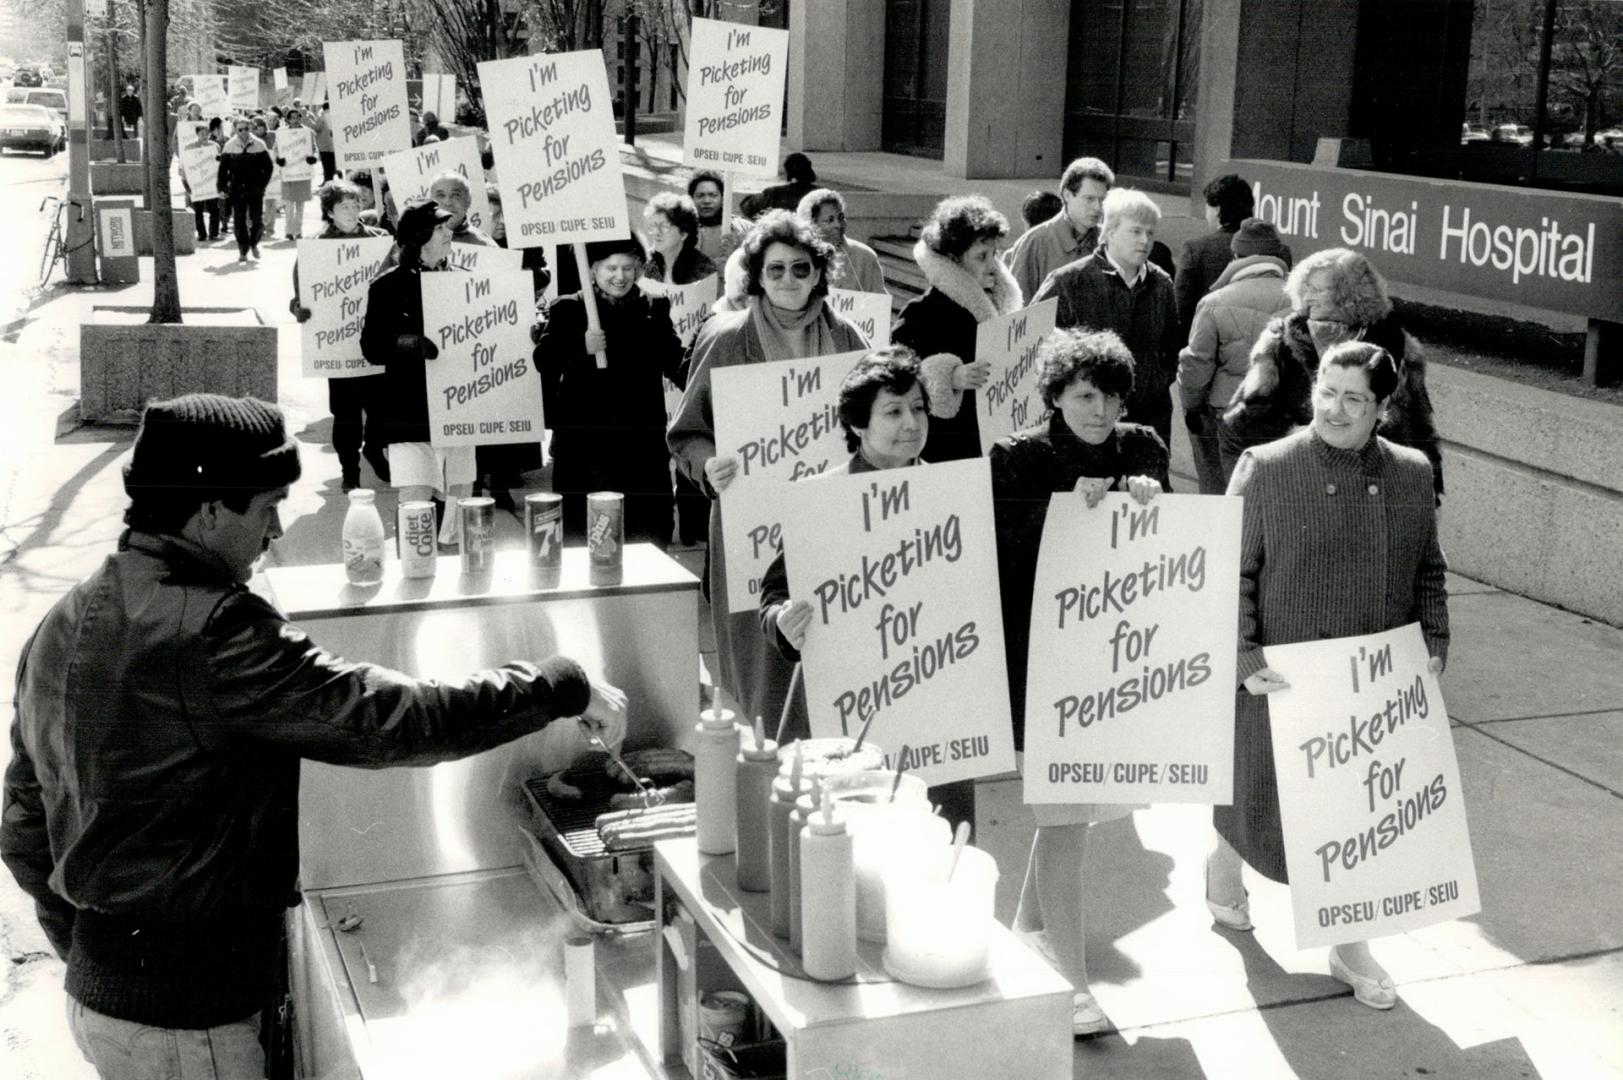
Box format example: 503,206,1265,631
66,0,100,284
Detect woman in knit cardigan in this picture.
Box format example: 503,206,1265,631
892,196,1023,462
1209,339,1448,1012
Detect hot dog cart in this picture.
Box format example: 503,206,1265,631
263,544,1074,1080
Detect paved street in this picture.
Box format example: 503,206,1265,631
1,167,1620,1079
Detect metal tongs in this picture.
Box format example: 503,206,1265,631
580,719,666,810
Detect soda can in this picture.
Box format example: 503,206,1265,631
398,501,438,579
586,491,624,585
459,497,497,576
525,493,564,583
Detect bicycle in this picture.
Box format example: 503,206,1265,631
39,193,92,288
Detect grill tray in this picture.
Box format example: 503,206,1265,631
520,752,694,927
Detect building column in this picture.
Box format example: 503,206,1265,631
942,0,1068,179
1190,0,1360,212
786,0,885,152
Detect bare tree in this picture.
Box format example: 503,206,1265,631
1550,0,1623,144
139,0,181,322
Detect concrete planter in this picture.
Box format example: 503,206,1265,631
90,138,143,162
1429,365,1623,627
133,209,197,256
79,307,278,423
91,161,145,194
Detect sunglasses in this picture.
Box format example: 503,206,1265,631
763,259,815,281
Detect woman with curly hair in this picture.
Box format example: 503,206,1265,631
990,327,1169,1036
667,210,869,727
1222,247,1443,496
892,195,1023,462
641,191,718,286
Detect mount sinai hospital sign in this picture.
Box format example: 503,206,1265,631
1224,160,1623,322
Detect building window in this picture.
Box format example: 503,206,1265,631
1063,0,1201,193
1459,0,1623,194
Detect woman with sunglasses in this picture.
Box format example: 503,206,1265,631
1209,339,1448,1012
668,209,869,731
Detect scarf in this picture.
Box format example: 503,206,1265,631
751,296,835,362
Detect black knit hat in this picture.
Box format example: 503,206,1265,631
124,394,301,500
397,198,453,249
1231,217,1288,259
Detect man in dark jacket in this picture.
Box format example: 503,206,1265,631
1,393,624,1080
1033,188,1182,445
217,117,274,262
1174,172,1288,339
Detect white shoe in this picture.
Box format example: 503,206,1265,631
1329,946,1398,1010
1014,926,1060,967
1071,991,1110,1036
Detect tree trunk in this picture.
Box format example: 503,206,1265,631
146,0,181,323
108,29,126,162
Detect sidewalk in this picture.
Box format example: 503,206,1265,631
1,225,1620,1080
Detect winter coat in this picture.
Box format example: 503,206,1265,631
1032,251,1182,428
828,238,887,295
1005,213,1098,303
538,286,683,512
1217,428,1448,881
0,530,588,1027
360,261,461,445
1223,309,1444,495
893,238,1024,462
645,242,718,287
989,415,1170,748
666,301,867,728
216,134,273,202
1177,255,1291,414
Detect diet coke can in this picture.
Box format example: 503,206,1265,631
586,491,624,585
525,493,564,585
397,501,438,579
459,497,497,576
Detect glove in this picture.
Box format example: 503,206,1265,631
395,334,438,360
306,155,318,164
288,299,313,322
275,157,286,167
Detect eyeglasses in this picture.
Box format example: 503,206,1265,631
1314,385,1376,417
763,260,814,281
644,218,676,234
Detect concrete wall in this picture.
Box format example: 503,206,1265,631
1428,365,1623,627
943,0,1068,179
787,0,885,152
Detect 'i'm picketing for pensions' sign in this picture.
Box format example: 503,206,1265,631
1265,622,1480,948
421,269,543,447
477,50,627,248
781,458,1017,787
640,274,720,423
977,298,1057,453
296,236,394,378
322,40,412,166
376,137,493,233
712,351,866,612
682,18,790,176
826,288,890,348
1021,493,1240,806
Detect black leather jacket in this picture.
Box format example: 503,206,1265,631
1,531,588,1026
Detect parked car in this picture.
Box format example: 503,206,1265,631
1490,123,1534,145
13,66,42,88
5,87,67,128
1460,123,1490,144
0,103,65,156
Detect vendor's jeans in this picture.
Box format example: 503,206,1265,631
229,196,264,255
68,999,265,1079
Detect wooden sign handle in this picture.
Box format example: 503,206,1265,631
721,170,734,234
574,242,607,369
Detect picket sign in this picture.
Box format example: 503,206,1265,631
420,269,545,448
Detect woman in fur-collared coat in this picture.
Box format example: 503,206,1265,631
1221,247,1444,497
892,196,1024,462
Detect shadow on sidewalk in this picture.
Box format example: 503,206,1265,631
1223,928,1547,1077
